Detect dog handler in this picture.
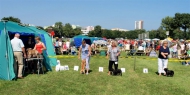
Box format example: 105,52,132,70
78,40,91,75
107,41,120,75
158,41,170,76
33,37,46,57
11,33,26,79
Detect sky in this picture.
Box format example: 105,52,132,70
0,0,190,30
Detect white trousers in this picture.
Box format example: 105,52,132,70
85,57,90,69
158,58,168,73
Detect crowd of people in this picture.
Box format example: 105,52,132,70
73,38,190,76
12,33,190,78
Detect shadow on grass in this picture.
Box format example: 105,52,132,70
85,70,93,73
155,72,159,75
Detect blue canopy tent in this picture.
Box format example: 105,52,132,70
73,35,92,47
0,21,56,80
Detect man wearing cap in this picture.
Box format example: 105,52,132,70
11,33,26,79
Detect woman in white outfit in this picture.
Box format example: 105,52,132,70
158,41,170,76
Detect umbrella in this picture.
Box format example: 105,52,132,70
144,39,151,41
161,40,172,47
167,37,173,41
93,40,107,45
152,38,160,41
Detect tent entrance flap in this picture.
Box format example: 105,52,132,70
0,30,15,80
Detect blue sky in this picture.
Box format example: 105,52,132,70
0,0,189,30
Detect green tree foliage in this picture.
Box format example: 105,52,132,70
173,29,184,39
36,26,44,30
94,25,102,37
73,27,82,36
54,22,63,37
174,13,190,38
161,13,190,39
89,28,146,39
148,30,157,39
63,23,75,38
52,22,82,37
161,16,177,37
101,29,113,38
157,26,167,39
1,16,21,23
88,30,95,37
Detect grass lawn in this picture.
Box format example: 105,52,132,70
0,52,190,95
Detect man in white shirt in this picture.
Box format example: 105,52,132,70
11,33,26,79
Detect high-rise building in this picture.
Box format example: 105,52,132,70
135,20,143,29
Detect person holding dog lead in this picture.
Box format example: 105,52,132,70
158,41,170,76
107,41,120,75
78,40,91,75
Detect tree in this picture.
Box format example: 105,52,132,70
174,13,190,38
88,30,95,37
148,30,157,39
173,28,184,39
63,23,74,37
161,16,177,37
156,26,167,39
1,16,21,23
73,27,82,36
112,30,122,38
36,26,44,30
54,22,63,37
94,25,102,37
102,29,113,38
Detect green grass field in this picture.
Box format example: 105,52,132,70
0,52,190,95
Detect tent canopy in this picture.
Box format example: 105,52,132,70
0,21,57,80
73,35,92,47
0,21,36,35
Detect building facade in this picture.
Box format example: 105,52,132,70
135,20,143,29
81,26,94,35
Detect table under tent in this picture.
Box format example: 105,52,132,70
0,21,57,80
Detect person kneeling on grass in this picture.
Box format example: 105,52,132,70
107,41,120,75
78,40,91,75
